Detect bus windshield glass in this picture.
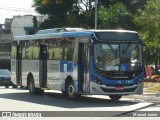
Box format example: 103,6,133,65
94,43,142,72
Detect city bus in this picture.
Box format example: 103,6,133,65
11,28,144,100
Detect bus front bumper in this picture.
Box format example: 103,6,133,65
90,81,144,95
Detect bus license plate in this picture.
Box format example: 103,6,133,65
115,86,124,90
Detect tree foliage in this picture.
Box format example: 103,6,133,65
134,0,160,72
32,0,148,29
33,0,95,28
98,0,147,29
33,0,75,28
98,3,131,29
100,0,147,14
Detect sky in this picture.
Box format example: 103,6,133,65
0,0,38,24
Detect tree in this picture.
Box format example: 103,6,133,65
98,3,131,29
32,16,38,28
134,0,160,74
100,0,147,14
33,0,95,28
98,0,147,29
33,0,75,28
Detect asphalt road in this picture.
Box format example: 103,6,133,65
0,86,160,120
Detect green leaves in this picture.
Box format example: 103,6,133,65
33,0,75,27
134,0,160,65
98,3,131,29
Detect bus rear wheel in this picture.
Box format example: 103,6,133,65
28,76,44,95
66,81,80,100
12,84,17,88
109,95,122,101
5,85,9,88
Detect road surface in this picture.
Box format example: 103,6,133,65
0,86,160,120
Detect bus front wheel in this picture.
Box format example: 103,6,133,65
109,95,122,101
66,81,80,100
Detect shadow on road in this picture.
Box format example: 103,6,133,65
0,87,140,109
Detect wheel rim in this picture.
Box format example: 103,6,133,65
68,84,75,97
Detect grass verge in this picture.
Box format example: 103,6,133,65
144,81,160,92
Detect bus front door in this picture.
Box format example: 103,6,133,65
16,45,22,85
39,44,48,88
78,43,89,92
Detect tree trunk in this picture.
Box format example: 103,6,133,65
155,58,158,74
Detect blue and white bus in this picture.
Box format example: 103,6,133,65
11,28,144,100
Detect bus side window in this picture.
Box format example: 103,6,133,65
63,38,75,61
12,44,17,59
21,41,33,59
64,48,74,61
22,47,25,59
48,44,53,60
52,47,62,60
32,41,39,59
47,39,63,60
28,41,33,59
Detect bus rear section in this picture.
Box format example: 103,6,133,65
11,29,91,99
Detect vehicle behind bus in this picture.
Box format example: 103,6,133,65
11,28,144,101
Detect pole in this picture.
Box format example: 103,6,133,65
95,0,98,29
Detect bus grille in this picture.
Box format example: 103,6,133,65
100,86,137,93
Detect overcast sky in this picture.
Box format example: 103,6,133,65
0,0,38,24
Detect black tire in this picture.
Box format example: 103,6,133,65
5,85,9,88
66,80,80,100
109,95,122,101
28,76,44,95
36,88,44,95
24,86,28,90
12,85,17,88
20,86,24,89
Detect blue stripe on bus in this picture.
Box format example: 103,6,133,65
62,32,91,38
93,72,144,86
60,60,73,72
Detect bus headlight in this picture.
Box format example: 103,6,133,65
92,76,102,85
137,78,143,84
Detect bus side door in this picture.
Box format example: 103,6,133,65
39,43,48,88
78,43,89,92
16,45,22,85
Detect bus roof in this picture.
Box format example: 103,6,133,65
13,31,92,41
13,28,139,41
86,29,138,34
36,28,85,34
87,29,139,41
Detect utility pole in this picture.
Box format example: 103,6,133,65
95,0,98,29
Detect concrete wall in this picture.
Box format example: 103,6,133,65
11,15,47,36
0,34,12,42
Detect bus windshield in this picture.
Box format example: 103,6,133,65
94,43,142,72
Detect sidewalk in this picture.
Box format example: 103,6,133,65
143,88,160,96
